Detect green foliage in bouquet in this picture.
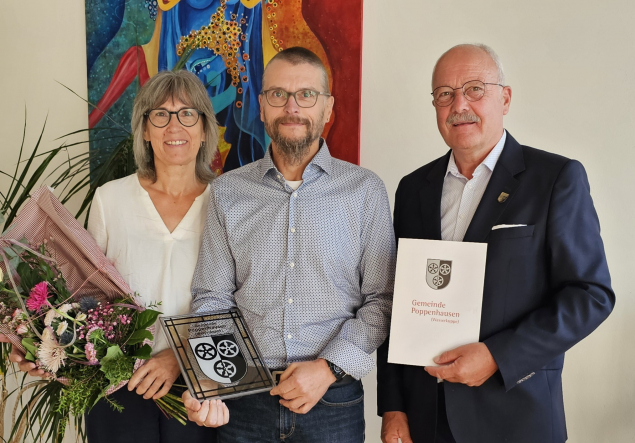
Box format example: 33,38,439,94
0,242,186,443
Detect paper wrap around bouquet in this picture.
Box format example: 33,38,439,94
0,186,135,351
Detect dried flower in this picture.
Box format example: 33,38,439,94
38,327,67,373
56,321,68,336
12,308,22,319
16,324,29,335
27,282,50,312
0,267,3,281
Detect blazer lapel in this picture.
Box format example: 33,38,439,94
463,133,526,243
419,152,450,240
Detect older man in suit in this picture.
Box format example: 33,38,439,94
377,43,615,443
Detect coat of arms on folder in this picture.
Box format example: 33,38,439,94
426,259,452,290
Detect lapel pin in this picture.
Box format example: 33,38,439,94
498,192,509,203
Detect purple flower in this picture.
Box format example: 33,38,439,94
27,282,50,312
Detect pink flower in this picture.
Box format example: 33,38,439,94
16,324,29,335
85,342,98,365
27,282,50,312
12,308,23,320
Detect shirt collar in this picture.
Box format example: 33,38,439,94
259,138,333,181
446,130,507,179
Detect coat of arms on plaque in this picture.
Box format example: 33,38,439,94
426,259,452,290
189,334,248,384
161,309,274,401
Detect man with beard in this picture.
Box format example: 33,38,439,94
377,44,614,443
184,47,396,443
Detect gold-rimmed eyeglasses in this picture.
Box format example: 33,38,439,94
431,80,505,107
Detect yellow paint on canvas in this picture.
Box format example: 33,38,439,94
241,0,261,8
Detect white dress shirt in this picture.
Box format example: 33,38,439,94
441,131,507,242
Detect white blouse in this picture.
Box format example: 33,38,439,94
87,174,210,354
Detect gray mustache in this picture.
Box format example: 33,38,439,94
447,113,481,125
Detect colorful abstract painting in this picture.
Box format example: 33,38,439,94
85,0,362,173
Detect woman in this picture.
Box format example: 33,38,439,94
6,70,229,441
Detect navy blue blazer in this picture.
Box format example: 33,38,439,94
377,133,615,443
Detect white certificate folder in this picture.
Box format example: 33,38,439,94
388,239,488,367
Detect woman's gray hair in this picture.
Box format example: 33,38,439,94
131,70,219,183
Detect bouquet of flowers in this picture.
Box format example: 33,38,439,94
0,188,187,442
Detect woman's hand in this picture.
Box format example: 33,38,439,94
0,334,48,378
182,390,229,428
128,349,181,400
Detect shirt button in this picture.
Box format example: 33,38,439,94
288,298,293,304
289,262,295,268
287,334,293,339
292,192,298,198
467,183,473,189
290,227,296,233
277,174,282,180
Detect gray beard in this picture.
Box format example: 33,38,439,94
265,113,325,165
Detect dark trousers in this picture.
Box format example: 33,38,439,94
435,383,456,443
219,380,365,443
86,386,217,443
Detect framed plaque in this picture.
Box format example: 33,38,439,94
160,308,274,401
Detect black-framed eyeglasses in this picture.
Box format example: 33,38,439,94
144,108,202,128
431,80,505,107
260,89,331,108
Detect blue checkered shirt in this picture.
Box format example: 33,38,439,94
191,141,396,379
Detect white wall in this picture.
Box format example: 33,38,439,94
361,1,634,442
0,2,88,441
1,1,633,442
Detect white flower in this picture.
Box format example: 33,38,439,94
16,324,29,335
75,313,87,322
58,304,73,314
38,327,66,373
44,309,59,327
71,303,80,309
42,327,54,341
56,321,68,336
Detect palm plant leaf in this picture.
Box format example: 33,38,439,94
2,114,47,217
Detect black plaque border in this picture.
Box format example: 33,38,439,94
161,308,274,401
